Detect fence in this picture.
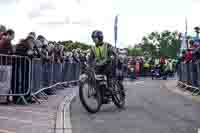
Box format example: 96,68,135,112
177,61,200,96
0,54,80,104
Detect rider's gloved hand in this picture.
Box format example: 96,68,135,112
96,59,108,66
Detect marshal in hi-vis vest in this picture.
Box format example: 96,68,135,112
92,43,108,62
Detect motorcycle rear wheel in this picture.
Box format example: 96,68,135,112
112,81,125,109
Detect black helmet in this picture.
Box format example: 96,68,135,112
91,30,103,42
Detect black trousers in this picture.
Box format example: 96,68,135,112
95,63,113,79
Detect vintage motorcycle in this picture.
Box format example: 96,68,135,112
79,63,125,113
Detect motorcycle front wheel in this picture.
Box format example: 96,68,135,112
79,79,102,113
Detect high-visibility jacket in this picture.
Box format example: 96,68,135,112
92,43,108,62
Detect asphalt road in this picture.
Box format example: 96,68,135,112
0,86,76,133
70,79,200,133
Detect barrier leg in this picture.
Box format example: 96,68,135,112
16,96,28,105
39,92,48,100
192,88,200,96
32,95,41,104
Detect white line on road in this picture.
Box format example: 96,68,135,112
134,81,145,85
0,129,16,133
63,90,77,133
55,88,77,133
124,81,145,86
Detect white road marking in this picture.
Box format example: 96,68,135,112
0,129,16,133
55,88,77,133
124,81,145,86
134,81,145,85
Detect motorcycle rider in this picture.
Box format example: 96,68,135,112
89,30,117,89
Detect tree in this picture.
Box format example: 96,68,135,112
49,40,91,51
128,48,143,56
139,30,181,58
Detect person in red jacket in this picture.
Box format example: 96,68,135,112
184,49,193,63
160,56,166,65
0,29,15,54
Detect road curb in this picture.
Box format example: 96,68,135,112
163,80,200,103
54,88,77,133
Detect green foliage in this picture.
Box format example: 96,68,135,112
128,48,143,56
133,30,181,59
49,40,91,51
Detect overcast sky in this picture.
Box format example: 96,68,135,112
0,0,199,48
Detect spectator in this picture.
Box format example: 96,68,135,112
40,42,50,62
193,48,200,62
53,43,64,63
13,34,36,104
47,42,55,62
160,56,166,65
26,32,40,57
36,35,50,62
15,35,34,56
184,49,193,63
63,51,70,62
36,35,45,49
191,40,200,62
79,51,87,63
0,25,6,39
29,32,36,37
181,50,186,62
0,29,15,54
72,49,79,63
192,40,200,49
189,40,196,49
135,59,140,79
68,52,74,63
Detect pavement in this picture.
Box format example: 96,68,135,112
70,79,200,133
0,86,77,133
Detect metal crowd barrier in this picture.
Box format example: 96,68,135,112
196,61,200,87
178,61,200,95
0,54,80,104
0,54,31,103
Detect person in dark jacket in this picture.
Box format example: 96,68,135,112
0,29,14,54
0,29,14,103
12,35,37,104
0,25,6,39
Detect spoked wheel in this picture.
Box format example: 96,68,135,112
111,80,125,109
79,79,102,113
